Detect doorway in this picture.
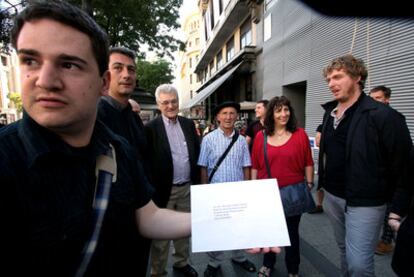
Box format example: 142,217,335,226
282,81,306,127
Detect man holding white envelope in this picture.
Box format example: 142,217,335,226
198,101,256,277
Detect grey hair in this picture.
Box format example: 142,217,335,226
155,84,179,101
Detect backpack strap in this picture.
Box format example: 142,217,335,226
76,144,116,277
208,132,239,183
263,130,272,178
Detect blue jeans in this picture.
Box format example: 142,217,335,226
324,191,385,277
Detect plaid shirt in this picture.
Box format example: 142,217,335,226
198,127,251,183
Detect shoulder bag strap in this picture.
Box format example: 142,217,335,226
208,132,239,183
263,130,272,178
76,144,117,277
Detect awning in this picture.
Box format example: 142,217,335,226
239,101,257,110
181,62,242,110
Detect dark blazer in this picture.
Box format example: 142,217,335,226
145,116,200,207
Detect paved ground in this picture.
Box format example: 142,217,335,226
162,188,396,277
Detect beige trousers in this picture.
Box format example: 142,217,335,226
150,184,191,277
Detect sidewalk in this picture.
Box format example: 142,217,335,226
164,192,396,276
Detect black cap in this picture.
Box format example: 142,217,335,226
213,101,240,117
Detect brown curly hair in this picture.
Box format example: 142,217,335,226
264,96,297,136
323,54,368,90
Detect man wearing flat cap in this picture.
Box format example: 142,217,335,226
198,101,255,277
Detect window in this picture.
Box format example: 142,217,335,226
219,0,223,13
240,19,252,48
210,60,215,75
264,14,272,42
204,10,211,41
216,51,223,69
190,74,193,84
195,38,200,46
189,57,192,68
240,30,252,48
265,0,278,12
226,37,235,61
209,0,214,29
190,90,193,99
1,56,8,67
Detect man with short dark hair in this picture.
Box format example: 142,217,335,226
369,85,391,104
97,46,153,276
368,85,396,255
0,2,190,276
98,47,150,176
245,99,268,152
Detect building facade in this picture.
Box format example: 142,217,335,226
0,49,21,125
183,0,263,122
262,0,414,139
177,9,204,118
187,0,414,140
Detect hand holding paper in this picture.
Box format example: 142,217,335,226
191,179,290,252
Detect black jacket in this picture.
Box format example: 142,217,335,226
391,147,414,276
145,116,200,207
318,93,412,206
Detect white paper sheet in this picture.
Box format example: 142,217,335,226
191,179,290,252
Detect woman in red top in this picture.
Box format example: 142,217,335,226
252,96,314,277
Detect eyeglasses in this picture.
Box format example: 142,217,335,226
159,99,178,106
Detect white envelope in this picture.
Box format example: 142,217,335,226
191,179,290,252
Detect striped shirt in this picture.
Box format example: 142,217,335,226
198,127,251,183
161,115,191,184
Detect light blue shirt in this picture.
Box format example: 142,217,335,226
198,127,251,183
162,115,191,184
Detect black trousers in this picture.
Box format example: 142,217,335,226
392,218,414,277
263,214,302,274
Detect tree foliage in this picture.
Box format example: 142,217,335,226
1,0,184,58
0,0,27,53
7,92,23,112
136,58,174,94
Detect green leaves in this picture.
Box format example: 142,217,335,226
136,58,174,94
1,0,184,58
71,0,184,58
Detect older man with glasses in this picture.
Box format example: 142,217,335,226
145,84,200,277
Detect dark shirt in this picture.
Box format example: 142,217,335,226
324,99,359,198
97,96,153,275
246,120,264,152
98,96,151,177
0,114,153,276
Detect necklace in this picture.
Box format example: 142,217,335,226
275,130,287,137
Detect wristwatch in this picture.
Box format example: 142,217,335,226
307,182,314,186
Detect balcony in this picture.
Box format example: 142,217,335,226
195,0,250,72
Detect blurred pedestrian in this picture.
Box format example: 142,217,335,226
389,146,414,277
368,85,395,255
308,124,324,214
129,98,142,115
246,99,268,152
